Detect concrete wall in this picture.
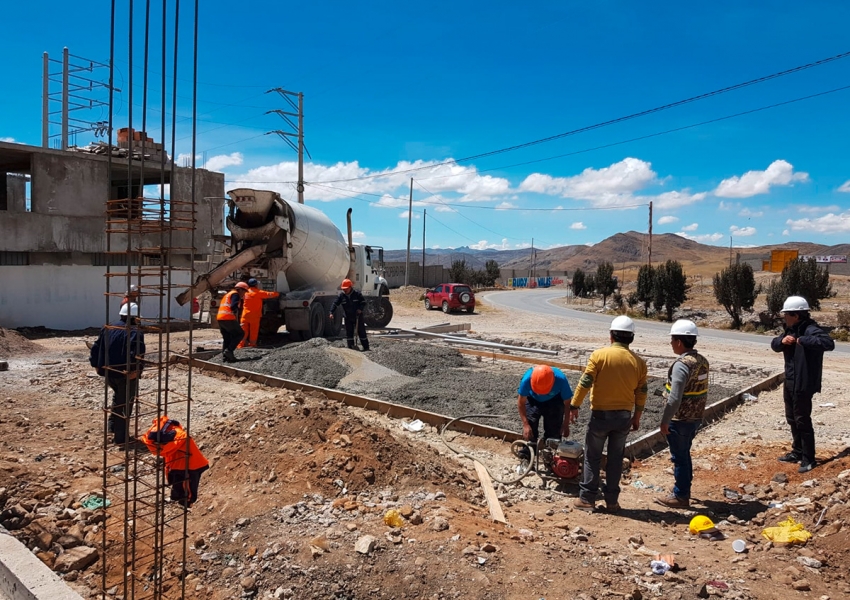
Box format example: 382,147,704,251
3,173,27,212
0,213,106,253
31,153,108,217
0,265,191,330
171,168,226,255
383,262,449,288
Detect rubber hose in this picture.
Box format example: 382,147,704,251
439,414,536,485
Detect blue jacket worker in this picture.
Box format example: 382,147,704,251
516,365,573,458
89,303,146,446
329,278,369,351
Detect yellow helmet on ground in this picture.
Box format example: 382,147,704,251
689,515,716,534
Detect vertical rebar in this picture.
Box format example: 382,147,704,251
61,47,69,150
42,52,49,148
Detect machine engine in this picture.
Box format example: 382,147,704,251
539,438,583,480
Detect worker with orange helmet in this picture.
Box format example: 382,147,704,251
516,364,574,459
217,282,249,362
237,278,280,349
329,278,369,351
141,416,210,508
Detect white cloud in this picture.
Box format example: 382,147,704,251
658,215,679,225
205,152,243,171
351,230,366,239
738,207,763,217
796,204,840,214
782,229,790,236
495,201,517,210
645,190,707,210
718,200,737,211
786,212,850,234
519,157,658,206
0,137,15,143
714,160,809,198
570,222,587,230
678,232,724,243
399,211,420,219
681,223,699,232
838,181,850,193
730,225,757,237
470,239,511,250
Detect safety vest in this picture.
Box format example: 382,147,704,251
142,416,209,476
665,351,710,421
217,290,240,321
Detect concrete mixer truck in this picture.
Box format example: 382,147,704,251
177,188,393,340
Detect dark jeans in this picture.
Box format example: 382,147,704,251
579,410,632,504
344,313,369,349
168,465,209,507
219,319,244,354
524,397,565,444
783,383,815,463
666,420,700,499
107,374,139,444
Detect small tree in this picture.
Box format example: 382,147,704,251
585,274,597,297
780,258,833,310
653,260,688,322
763,278,786,325
483,260,501,287
595,261,617,308
449,259,469,284
572,269,586,298
636,264,655,317
713,263,760,329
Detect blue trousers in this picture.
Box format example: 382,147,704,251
579,410,631,504
666,420,700,500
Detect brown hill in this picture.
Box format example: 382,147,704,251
500,231,835,277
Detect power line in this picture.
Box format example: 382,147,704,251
305,50,850,184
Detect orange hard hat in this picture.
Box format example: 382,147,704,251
235,282,249,290
530,365,555,395
341,278,353,290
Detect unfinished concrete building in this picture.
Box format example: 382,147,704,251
0,139,224,329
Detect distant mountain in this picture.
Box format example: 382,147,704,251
385,232,844,277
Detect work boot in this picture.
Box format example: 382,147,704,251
347,343,356,350
654,493,690,509
778,451,802,463
573,498,596,512
798,460,817,474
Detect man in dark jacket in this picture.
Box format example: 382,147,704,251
90,303,146,446
771,295,834,473
329,278,369,351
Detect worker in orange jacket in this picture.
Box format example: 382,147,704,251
217,281,249,361
237,278,280,348
141,416,210,508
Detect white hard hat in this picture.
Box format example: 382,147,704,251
129,284,139,293
670,319,699,336
120,302,141,317
781,296,810,312
610,315,636,333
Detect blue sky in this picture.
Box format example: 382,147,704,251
3,1,850,251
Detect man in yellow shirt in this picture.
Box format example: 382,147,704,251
569,316,648,513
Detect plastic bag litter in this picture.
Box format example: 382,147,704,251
81,494,111,510
402,419,425,432
650,560,671,575
761,517,812,545
742,393,758,402
383,509,404,527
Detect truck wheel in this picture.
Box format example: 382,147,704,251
259,314,284,336
305,302,325,340
442,301,450,314
363,297,393,328
325,305,343,337
424,298,432,310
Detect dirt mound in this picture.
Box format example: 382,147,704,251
0,327,43,358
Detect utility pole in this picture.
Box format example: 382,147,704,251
530,238,535,279
421,209,426,287
266,88,309,203
648,201,653,266
405,178,413,287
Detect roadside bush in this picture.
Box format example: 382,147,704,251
611,292,625,312
636,264,655,317
596,261,617,308
830,329,850,342
741,322,757,333
764,278,785,322
780,258,832,310
652,260,688,322
572,269,586,298
712,263,760,329
626,291,639,309
837,309,850,329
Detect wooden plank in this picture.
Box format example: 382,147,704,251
473,460,506,524
416,323,472,334
455,348,584,372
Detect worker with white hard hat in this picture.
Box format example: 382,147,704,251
89,302,146,448
771,296,834,473
655,319,710,509
569,315,648,513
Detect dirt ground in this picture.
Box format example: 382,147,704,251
1,288,849,600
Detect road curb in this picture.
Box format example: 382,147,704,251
0,526,84,600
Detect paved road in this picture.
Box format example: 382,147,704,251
482,289,850,355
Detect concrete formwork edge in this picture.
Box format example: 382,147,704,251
0,526,84,600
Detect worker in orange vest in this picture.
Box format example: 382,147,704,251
238,278,280,348
141,416,210,508
217,282,249,362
